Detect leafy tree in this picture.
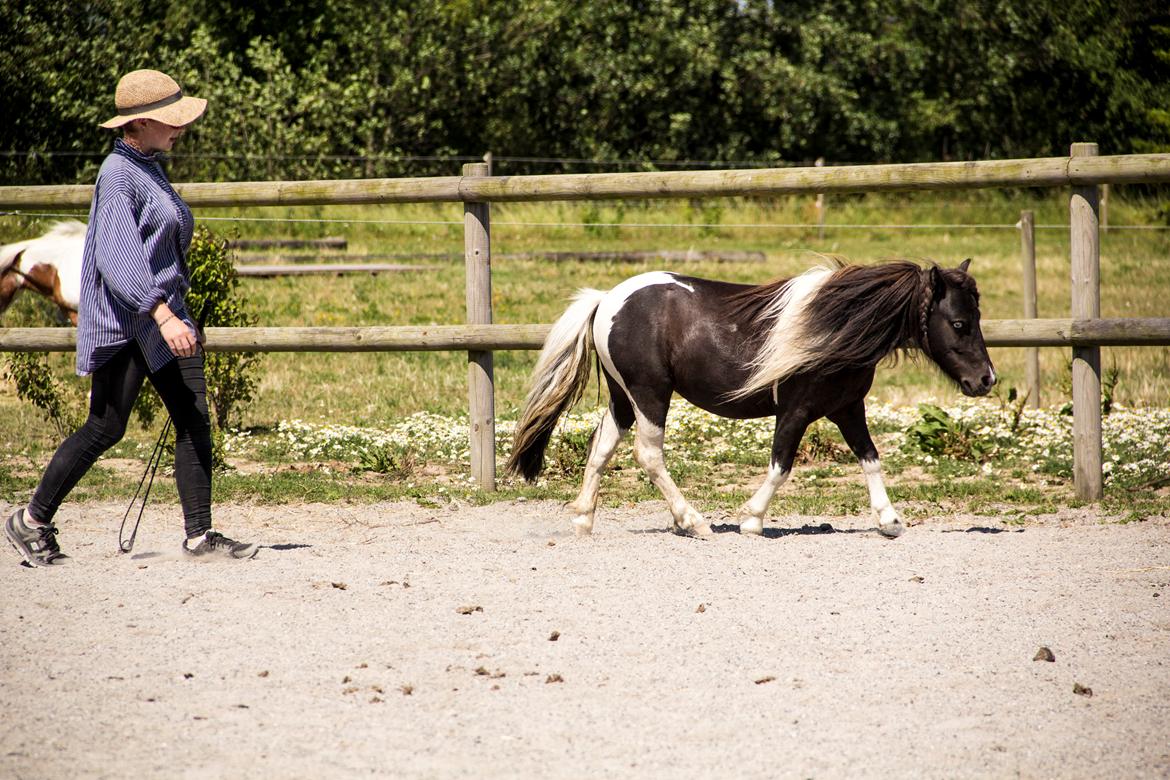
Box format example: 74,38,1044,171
2,0,1168,184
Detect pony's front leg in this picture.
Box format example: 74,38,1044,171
861,458,903,537
632,415,709,537
738,417,807,535
565,407,629,535
829,401,903,538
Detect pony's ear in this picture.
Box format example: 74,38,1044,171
958,258,972,274
929,264,946,298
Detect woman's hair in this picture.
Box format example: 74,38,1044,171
121,119,147,137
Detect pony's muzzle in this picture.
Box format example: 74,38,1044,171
961,370,996,397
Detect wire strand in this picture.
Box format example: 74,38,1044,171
3,211,1167,231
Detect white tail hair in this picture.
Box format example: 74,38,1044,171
507,288,607,480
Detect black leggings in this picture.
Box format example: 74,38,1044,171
29,342,213,538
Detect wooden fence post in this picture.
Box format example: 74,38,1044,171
463,162,496,489
1069,142,1103,500
1018,210,1041,408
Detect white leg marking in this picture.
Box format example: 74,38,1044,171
632,416,708,537
862,458,903,538
738,462,790,535
567,410,627,535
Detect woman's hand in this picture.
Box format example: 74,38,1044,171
152,303,197,358
160,315,197,357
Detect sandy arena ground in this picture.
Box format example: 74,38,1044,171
2,498,1169,779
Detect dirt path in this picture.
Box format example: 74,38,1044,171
2,499,1169,779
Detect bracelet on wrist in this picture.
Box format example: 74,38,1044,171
158,313,176,328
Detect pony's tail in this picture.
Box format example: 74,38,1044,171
506,288,606,482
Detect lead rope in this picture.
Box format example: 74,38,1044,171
118,417,172,553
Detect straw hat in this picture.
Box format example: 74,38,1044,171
99,69,207,129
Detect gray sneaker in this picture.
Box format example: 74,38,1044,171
5,508,69,567
183,531,258,560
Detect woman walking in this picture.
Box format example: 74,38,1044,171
5,69,256,566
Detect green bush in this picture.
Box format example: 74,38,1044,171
2,291,84,435
3,352,81,435
186,227,262,431
906,403,995,462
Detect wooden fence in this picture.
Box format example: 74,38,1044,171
3,145,1170,499
4,320,1170,353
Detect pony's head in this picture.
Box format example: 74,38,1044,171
920,259,996,396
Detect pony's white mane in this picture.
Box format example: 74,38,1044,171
731,265,834,400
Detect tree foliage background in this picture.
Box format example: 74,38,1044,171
2,0,1169,185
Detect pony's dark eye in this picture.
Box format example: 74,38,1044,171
952,321,966,331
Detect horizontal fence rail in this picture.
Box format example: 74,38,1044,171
0,325,549,352
2,320,1169,353
3,154,1170,209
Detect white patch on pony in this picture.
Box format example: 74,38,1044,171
593,272,693,398
0,220,86,311
733,266,833,399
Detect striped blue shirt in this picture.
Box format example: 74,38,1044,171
76,139,195,375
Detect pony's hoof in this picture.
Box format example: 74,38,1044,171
739,516,764,536
878,520,904,539
571,514,594,536
672,508,710,538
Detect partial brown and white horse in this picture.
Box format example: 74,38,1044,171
507,259,996,539
0,221,86,324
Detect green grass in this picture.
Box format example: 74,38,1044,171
2,190,1168,520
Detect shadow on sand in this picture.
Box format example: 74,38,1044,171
711,522,871,539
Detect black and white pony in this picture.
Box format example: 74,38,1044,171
507,259,995,538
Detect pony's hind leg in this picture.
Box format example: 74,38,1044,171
566,394,633,535
738,416,808,535
627,394,708,537
829,400,903,538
